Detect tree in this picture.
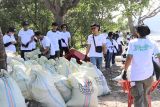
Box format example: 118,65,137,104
0,27,7,70
138,0,160,25
43,0,80,24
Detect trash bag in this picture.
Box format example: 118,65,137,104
29,65,66,107
0,70,26,107
67,72,98,107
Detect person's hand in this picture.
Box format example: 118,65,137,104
25,42,30,48
122,70,127,80
21,43,26,47
38,54,41,58
84,55,88,61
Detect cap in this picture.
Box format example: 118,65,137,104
22,21,29,26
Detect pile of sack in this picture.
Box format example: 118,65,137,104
1,50,111,107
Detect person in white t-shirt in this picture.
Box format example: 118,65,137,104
34,31,51,59
18,21,35,59
123,25,160,107
46,22,61,59
102,30,108,39
60,24,71,56
105,32,114,69
85,24,106,70
3,27,17,53
117,33,124,55
112,35,119,65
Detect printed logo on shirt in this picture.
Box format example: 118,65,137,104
133,44,151,51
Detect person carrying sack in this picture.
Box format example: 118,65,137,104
85,24,106,70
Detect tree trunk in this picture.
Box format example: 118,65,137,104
54,14,64,25
127,15,135,34
0,27,7,70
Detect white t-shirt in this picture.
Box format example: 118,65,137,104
112,39,119,53
127,38,160,81
102,33,108,39
18,29,34,50
117,37,123,45
106,39,114,53
60,31,71,47
87,34,106,57
3,34,16,53
40,36,51,49
46,30,61,51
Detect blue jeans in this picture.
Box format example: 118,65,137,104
105,52,113,68
90,57,102,70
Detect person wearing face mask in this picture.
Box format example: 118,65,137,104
3,27,17,53
85,23,107,70
34,31,51,59
18,21,35,59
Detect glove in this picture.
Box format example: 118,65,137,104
25,42,30,48
61,39,65,43
84,55,88,61
38,54,42,58
21,43,26,47
122,70,127,80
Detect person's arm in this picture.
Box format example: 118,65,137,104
42,47,50,55
124,55,132,71
102,43,107,54
86,44,91,55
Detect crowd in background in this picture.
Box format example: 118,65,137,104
3,21,71,60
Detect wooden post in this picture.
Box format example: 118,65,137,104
0,27,7,70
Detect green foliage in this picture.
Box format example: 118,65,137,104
0,0,151,49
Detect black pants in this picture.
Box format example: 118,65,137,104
49,51,60,59
60,47,69,57
112,53,116,64
21,50,33,60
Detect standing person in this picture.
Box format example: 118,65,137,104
18,21,35,59
117,32,124,55
3,27,17,53
85,24,106,70
102,30,108,39
112,36,119,65
34,31,51,59
46,22,61,59
60,24,71,57
105,32,114,69
122,25,160,107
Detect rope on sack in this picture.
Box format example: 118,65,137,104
6,77,16,107
2,77,15,107
83,80,92,107
38,73,64,107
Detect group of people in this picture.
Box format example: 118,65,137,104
85,23,160,107
3,21,71,59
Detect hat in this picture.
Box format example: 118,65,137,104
8,27,16,32
52,22,58,26
22,21,29,26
